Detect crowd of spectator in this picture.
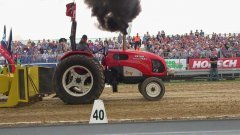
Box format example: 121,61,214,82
139,30,240,59
2,30,240,64
11,39,71,63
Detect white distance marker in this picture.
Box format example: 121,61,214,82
89,99,108,124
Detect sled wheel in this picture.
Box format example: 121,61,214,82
54,55,105,104
140,77,165,101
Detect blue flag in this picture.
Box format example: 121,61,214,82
2,25,6,41
1,25,7,49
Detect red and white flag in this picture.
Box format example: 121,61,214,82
66,2,76,21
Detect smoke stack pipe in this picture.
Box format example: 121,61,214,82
123,34,127,51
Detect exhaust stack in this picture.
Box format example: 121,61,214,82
123,34,127,51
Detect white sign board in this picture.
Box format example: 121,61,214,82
165,59,187,71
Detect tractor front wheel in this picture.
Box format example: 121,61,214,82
139,77,165,101
54,55,105,104
138,82,142,94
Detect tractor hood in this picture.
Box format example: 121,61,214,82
103,49,168,77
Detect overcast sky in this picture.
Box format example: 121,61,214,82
0,0,240,40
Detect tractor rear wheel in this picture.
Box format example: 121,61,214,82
54,55,105,104
140,77,165,101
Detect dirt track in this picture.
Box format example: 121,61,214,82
0,81,240,126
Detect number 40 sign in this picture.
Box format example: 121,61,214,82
89,99,108,124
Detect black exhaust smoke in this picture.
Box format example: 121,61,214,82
84,0,141,35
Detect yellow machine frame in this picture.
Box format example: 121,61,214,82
0,66,40,107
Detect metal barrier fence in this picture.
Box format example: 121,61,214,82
16,54,61,64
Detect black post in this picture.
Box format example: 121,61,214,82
70,20,77,51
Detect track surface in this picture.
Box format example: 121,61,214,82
1,120,240,135
0,81,240,127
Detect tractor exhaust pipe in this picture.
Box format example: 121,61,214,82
123,34,127,51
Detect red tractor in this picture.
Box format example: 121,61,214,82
103,49,167,96
54,4,168,104
54,48,167,104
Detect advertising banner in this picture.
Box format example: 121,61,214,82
189,58,240,70
165,59,187,71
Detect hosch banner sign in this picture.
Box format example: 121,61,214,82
189,58,240,70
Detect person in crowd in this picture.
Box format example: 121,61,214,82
200,30,204,37
58,38,67,53
118,33,123,45
146,32,151,41
209,51,219,81
142,34,148,46
156,31,161,41
189,30,194,36
127,36,133,48
195,30,200,37
161,30,166,38
133,33,141,50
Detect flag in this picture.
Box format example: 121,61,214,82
0,45,15,73
66,2,76,21
7,28,12,55
1,25,7,49
2,25,6,41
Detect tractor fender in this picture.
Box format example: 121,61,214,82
60,51,94,61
